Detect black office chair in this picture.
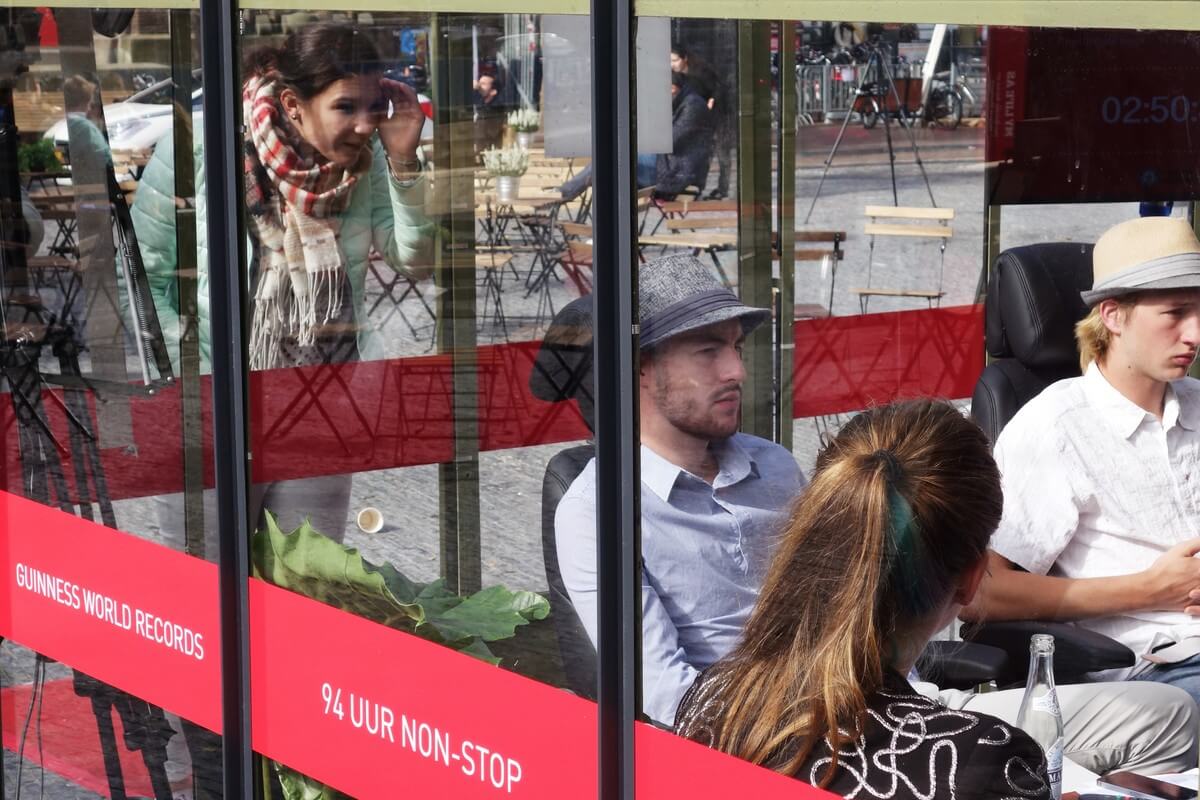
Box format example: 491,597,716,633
964,241,1136,686
530,296,599,699
539,444,598,699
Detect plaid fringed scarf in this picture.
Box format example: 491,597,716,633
243,75,371,369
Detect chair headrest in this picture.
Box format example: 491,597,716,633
986,242,1094,369
529,295,595,432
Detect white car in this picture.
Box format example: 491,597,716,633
44,82,434,157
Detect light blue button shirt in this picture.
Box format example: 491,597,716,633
554,432,805,724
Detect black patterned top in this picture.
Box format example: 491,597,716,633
675,670,1051,800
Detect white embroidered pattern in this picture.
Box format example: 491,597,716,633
805,693,1048,799
677,678,1049,800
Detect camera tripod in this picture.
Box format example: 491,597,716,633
803,39,937,224
0,24,179,792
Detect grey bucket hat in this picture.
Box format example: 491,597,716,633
639,254,770,349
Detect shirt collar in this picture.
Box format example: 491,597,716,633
1083,362,1185,439
711,435,759,488
640,445,684,502
639,435,761,502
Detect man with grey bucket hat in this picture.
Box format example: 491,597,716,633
554,254,805,725
968,216,1200,710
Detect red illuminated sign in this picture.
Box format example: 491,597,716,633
986,27,1200,204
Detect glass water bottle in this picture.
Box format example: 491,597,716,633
1016,634,1065,800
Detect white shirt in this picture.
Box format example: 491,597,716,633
991,363,1200,677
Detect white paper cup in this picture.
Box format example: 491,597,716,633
356,507,384,534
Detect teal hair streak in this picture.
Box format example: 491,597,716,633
885,487,928,615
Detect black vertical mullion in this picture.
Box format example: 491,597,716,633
198,0,253,797
590,0,639,799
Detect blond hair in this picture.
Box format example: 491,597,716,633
1074,296,1138,372
675,401,1001,785
62,75,99,114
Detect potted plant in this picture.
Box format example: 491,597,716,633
507,107,540,150
481,145,529,203
251,513,550,799
17,139,63,176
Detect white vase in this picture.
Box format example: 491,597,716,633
515,131,533,149
495,175,520,203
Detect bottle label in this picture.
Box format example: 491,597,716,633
1045,737,1063,800
1032,689,1060,719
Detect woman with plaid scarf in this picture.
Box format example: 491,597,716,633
133,21,433,556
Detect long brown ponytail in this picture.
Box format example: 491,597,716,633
676,400,1001,785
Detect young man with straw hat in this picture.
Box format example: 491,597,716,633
968,215,1200,706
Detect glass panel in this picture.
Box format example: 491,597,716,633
1,5,223,799
635,13,1200,800
640,1,1200,31
791,20,985,472
625,17,766,732
235,10,597,797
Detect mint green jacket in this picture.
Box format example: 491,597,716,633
130,129,433,372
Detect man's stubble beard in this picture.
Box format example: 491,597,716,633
653,370,740,442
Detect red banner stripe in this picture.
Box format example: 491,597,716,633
248,578,598,798
0,495,843,799
793,304,983,417
0,306,983,503
0,492,222,732
636,722,836,798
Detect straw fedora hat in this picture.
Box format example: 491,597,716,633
1081,216,1200,305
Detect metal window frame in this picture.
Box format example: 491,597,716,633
591,1,641,799
198,0,254,796
191,1,646,796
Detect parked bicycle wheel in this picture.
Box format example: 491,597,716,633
861,97,880,129
928,86,963,129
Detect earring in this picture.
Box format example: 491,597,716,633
290,113,299,121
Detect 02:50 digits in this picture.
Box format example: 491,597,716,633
1101,95,1199,125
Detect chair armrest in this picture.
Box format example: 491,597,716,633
962,621,1135,686
917,640,1008,690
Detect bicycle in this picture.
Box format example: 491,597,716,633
925,73,964,129
859,72,964,130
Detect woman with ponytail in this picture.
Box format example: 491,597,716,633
675,400,1051,800
133,20,433,554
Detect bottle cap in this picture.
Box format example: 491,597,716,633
1030,633,1055,654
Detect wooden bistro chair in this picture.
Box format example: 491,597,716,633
853,205,954,313
557,222,594,296
794,230,846,317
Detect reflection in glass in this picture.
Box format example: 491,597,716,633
2,6,223,798
228,10,600,796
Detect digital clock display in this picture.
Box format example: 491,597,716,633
1101,95,1200,126
987,28,1200,204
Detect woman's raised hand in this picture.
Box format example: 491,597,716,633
377,77,424,163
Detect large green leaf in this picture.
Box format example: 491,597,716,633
250,511,549,651
428,586,550,642
250,512,424,631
